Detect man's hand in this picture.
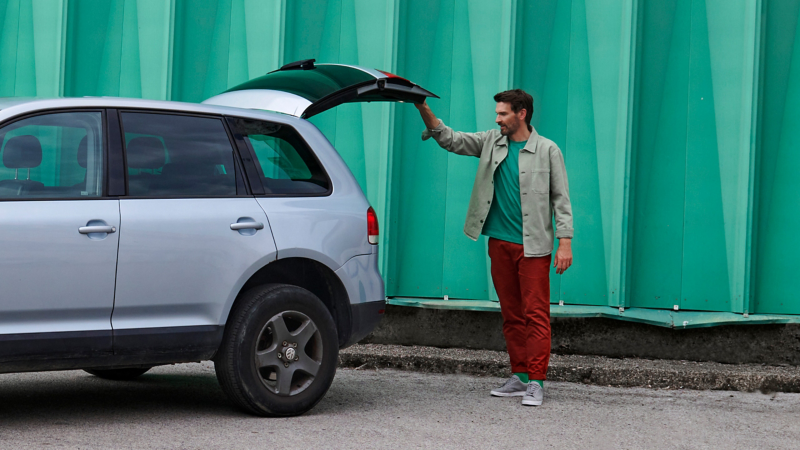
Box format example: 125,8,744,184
554,238,572,275
415,100,440,130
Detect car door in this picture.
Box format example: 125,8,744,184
0,110,118,362
110,110,277,355
203,59,438,118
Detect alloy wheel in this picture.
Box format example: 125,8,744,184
254,310,323,396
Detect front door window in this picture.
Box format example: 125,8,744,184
0,112,103,199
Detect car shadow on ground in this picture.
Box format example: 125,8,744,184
0,367,385,426
0,372,233,424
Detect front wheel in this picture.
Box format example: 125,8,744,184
215,284,339,416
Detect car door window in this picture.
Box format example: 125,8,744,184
0,112,103,199
120,112,238,197
230,118,329,195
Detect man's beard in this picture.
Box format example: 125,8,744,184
499,123,517,136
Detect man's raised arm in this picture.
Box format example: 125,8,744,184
416,101,440,130
415,101,487,157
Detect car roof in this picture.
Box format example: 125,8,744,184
0,96,304,125
0,97,37,110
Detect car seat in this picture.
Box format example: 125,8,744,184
0,135,45,197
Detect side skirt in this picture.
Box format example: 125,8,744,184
0,326,224,374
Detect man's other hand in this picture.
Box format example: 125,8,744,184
554,238,572,275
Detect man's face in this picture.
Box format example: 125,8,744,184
495,102,526,136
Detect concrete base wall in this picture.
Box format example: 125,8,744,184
362,305,800,366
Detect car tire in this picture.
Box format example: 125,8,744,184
215,283,339,417
84,367,151,380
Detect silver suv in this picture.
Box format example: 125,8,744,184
0,60,436,416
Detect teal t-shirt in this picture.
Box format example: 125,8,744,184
482,140,525,244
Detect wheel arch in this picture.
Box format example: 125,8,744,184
221,258,352,350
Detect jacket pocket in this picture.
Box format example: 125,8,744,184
532,170,550,194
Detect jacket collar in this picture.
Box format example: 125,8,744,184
522,125,539,153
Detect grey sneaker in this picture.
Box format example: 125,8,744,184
490,375,528,397
521,382,543,406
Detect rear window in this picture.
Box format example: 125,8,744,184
228,64,375,102
231,118,329,195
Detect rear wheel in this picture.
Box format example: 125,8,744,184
215,284,338,416
84,367,151,380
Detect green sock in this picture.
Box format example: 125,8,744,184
531,379,543,387
513,373,529,383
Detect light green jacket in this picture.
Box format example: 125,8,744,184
422,120,573,257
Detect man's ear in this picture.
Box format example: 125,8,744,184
519,108,528,122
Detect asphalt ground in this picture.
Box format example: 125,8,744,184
0,363,798,449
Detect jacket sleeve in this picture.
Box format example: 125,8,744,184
421,119,487,158
549,144,574,239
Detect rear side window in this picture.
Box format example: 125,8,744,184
0,112,103,199
231,118,329,195
120,112,237,197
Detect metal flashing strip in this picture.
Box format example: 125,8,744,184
387,298,800,329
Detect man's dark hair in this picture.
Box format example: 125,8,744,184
494,89,534,127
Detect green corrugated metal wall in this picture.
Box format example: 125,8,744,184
2,0,799,318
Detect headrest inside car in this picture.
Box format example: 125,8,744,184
77,136,88,169
127,137,166,170
2,135,43,169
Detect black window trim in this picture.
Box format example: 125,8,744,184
106,109,126,196
221,115,251,196
224,114,333,198
0,107,110,202
117,108,250,200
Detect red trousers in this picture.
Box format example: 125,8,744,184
488,238,552,380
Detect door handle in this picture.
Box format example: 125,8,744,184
79,225,116,234
230,222,264,231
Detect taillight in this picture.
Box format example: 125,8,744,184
367,207,379,245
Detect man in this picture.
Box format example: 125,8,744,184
415,89,573,406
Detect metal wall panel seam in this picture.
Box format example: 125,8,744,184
678,0,695,311
499,0,517,89
748,0,770,315
736,0,764,315
610,0,639,309
6,0,20,93
58,0,68,96
561,0,574,304
165,0,176,100
437,0,457,297
276,0,286,67
118,0,128,96
377,0,401,278
225,0,241,91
